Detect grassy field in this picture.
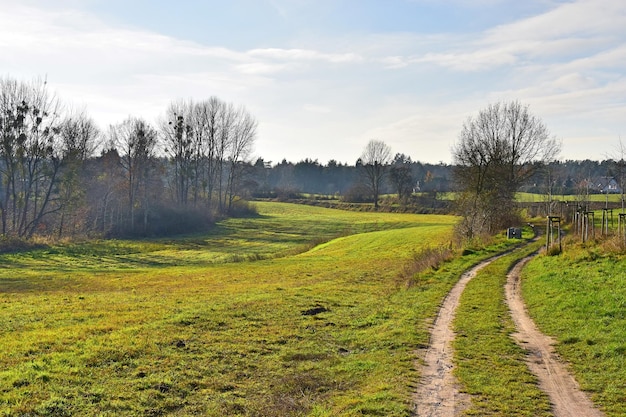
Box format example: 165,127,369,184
0,202,521,416
417,191,625,204
5,201,621,416
516,192,625,204
521,244,626,417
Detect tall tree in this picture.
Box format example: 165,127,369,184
194,97,222,211
0,77,65,237
110,117,158,234
359,139,392,208
225,105,257,212
159,97,256,215
452,100,560,237
161,100,195,206
389,153,415,203
56,112,100,237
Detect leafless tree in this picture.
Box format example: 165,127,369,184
56,112,100,237
160,99,194,206
159,97,256,214
110,117,158,234
359,139,392,208
0,77,67,237
452,100,560,238
225,105,257,212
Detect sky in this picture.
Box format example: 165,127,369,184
1,0,624,165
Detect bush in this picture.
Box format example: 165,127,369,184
0,235,43,253
341,184,371,203
110,205,215,238
400,245,456,287
228,199,258,217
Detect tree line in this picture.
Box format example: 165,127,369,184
252,154,450,201
0,77,256,238
1,77,621,241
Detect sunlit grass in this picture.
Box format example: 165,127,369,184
0,202,452,274
516,192,624,204
522,246,626,417
0,202,478,416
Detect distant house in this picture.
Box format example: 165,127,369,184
596,177,622,194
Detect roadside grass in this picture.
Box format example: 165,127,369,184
0,202,521,416
521,244,626,417
453,240,553,416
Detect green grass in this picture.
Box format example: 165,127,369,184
0,202,434,273
521,246,626,417
412,191,624,203
5,201,622,416
453,240,553,416
516,192,624,204
0,202,523,416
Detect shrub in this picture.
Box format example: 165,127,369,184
400,245,456,287
0,235,43,253
341,184,371,203
228,199,258,217
117,205,215,237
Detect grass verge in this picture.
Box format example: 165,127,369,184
521,244,626,417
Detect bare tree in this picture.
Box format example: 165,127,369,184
225,105,257,212
56,112,100,237
160,97,256,214
110,117,158,234
160,100,195,207
359,139,392,208
194,97,222,211
0,76,66,238
452,101,560,238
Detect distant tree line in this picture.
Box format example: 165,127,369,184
251,158,625,201
1,78,622,241
249,155,452,201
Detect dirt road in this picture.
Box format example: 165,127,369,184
414,249,605,416
506,255,605,417
413,257,498,416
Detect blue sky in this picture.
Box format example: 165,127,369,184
1,0,625,164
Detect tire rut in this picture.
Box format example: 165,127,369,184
505,254,605,417
414,246,605,416
413,256,503,416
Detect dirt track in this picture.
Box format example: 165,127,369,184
413,257,497,416
506,255,605,417
413,249,605,416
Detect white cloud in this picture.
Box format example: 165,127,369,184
248,48,362,63
235,62,298,75
416,48,517,71
400,1,626,73
485,0,626,42
0,0,623,164
303,104,332,114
